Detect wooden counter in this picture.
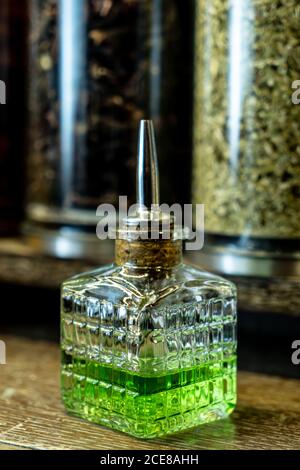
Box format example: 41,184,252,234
0,335,299,450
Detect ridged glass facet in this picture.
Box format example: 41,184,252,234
61,264,237,438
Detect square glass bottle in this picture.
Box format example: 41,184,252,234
61,121,237,438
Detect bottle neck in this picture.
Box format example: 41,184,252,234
115,238,182,269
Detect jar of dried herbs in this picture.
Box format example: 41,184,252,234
26,0,194,259
192,0,300,314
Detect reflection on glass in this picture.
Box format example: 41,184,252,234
228,0,254,171
60,0,86,210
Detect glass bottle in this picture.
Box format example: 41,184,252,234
61,120,237,438
25,0,194,259
192,0,300,314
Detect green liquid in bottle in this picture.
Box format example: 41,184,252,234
62,351,236,438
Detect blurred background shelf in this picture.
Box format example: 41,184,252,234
0,238,100,289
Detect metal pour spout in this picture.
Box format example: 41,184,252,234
115,119,182,267
137,120,160,210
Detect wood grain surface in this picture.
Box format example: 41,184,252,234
0,444,28,450
0,335,299,450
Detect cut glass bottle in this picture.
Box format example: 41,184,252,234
61,120,237,438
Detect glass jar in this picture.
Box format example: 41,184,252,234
192,0,300,314
0,1,28,235
26,0,194,259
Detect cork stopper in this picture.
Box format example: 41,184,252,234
116,120,182,268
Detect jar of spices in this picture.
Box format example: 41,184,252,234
0,1,28,235
25,0,194,259
192,0,300,314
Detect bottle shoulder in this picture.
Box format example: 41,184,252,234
177,262,237,294
159,263,236,306
61,262,236,309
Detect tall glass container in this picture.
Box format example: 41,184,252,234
26,0,194,259
0,1,27,235
193,0,300,314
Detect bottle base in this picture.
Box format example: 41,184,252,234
61,357,236,439
63,398,235,439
